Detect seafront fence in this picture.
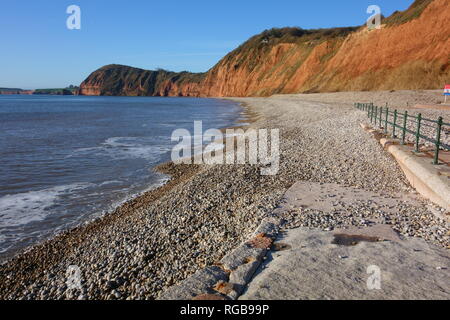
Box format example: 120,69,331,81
355,102,450,165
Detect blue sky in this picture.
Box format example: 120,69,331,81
0,0,413,89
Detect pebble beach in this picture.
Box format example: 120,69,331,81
0,90,448,300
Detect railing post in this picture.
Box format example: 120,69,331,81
433,117,443,165
372,103,375,123
370,103,375,123
379,106,382,127
384,107,389,134
401,111,408,145
375,106,378,125
393,110,398,137
415,113,422,153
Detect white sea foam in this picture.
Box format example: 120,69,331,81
98,180,122,186
86,173,170,223
68,137,173,161
0,183,91,228
103,137,138,148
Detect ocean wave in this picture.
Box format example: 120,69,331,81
0,183,92,229
67,136,173,161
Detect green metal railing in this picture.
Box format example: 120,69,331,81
355,102,450,165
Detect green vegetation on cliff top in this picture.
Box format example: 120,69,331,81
383,0,434,26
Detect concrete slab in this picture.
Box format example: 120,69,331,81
361,122,450,212
273,180,422,219
157,266,228,300
158,218,280,300
239,227,450,300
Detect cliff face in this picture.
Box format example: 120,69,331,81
79,0,449,97
78,65,204,96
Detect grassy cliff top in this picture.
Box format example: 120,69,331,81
383,0,434,26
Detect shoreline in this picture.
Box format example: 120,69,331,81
0,97,249,264
1,90,448,300
0,98,263,300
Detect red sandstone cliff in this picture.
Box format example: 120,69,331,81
79,0,449,97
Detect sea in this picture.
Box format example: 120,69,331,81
0,95,243,261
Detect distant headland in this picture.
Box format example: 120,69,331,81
0,86,79,95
